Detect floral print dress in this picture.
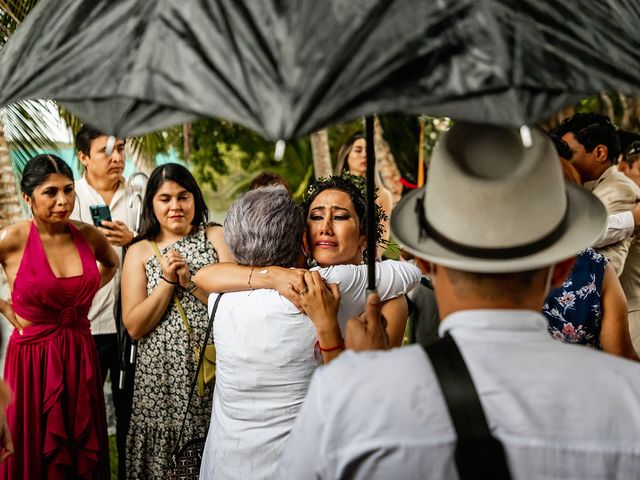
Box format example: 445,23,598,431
542,248,606,348
126,227,219,479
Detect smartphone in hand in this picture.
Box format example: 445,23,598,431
89,205,112,229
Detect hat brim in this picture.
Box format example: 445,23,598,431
391,184,607,273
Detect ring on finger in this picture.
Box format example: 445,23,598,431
300,287,309,295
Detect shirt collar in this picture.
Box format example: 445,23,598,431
439,309,548,337
80,174,126,205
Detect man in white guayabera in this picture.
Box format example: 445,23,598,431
278,123,640,479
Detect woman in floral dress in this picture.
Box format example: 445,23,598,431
542,158,638,361
542,247,637,360
121,164,233,479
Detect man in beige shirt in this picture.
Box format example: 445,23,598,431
70,125,136,477
558,113,640,355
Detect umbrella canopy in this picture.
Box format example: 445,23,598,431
1,0,640,141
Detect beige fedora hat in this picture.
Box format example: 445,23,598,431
391,122,606,273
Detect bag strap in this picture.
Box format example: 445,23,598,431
150,241,192,334
172,292,224,460
422,332,512,480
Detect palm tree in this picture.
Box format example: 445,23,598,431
0,0,53,229
1,1,184,227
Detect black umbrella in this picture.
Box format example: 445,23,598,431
2,0,640,290
2,0,640,141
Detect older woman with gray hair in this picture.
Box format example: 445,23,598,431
194,185,420,480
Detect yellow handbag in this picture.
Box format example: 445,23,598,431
151,242,216,397
196,343,216,396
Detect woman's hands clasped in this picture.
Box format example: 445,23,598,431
159,249,191,287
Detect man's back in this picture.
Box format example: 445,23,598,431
279,310,640,479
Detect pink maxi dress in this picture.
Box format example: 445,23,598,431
1,222,109,479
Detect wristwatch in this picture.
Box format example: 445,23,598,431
185,280,198,293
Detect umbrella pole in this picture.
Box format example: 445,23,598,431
365,116,377,292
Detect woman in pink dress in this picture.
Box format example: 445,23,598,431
0,154,118,479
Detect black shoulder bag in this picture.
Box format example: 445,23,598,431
165,293,224,480
423,332,512,480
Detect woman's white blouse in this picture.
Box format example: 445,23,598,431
199,261,421,480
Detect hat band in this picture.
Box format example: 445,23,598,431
415,196,570,260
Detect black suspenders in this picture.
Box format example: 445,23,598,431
422,332,512,480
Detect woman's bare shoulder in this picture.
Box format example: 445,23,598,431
0,220,31,252
70,220,104,246
125,238,154,263
205,223,224,238
70,219,95,234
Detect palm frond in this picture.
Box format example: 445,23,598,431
1,99,62,178
128,132,174,172
0,0,37,45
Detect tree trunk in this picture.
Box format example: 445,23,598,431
600,93,615,122
373,116,403,203
183,123,192,163
619,94,640,132
310,129,332,179
0,119,24,230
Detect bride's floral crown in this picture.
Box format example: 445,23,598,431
301,172,388,243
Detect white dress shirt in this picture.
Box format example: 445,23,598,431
591,210,635,248
278,310,640,479
199,261,421,480
70,176,137,334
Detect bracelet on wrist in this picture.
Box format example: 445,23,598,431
161,276,178,285
248,266,256,289
315,339,345,352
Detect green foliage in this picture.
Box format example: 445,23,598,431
2,99,60,180
575,93,630,127
1,1,54,181
188,118,314,208
378,113,420,183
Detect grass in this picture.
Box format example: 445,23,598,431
109,435,118,480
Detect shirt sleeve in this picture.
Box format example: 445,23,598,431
277,369,327,479
591,211,634,248
320,261,422,326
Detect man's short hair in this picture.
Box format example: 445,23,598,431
75,124,115,156
554,113,620,162
445,267,546,303
549,135,572,160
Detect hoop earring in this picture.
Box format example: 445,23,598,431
307,256,318,268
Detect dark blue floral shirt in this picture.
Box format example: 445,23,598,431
542,248,607,349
